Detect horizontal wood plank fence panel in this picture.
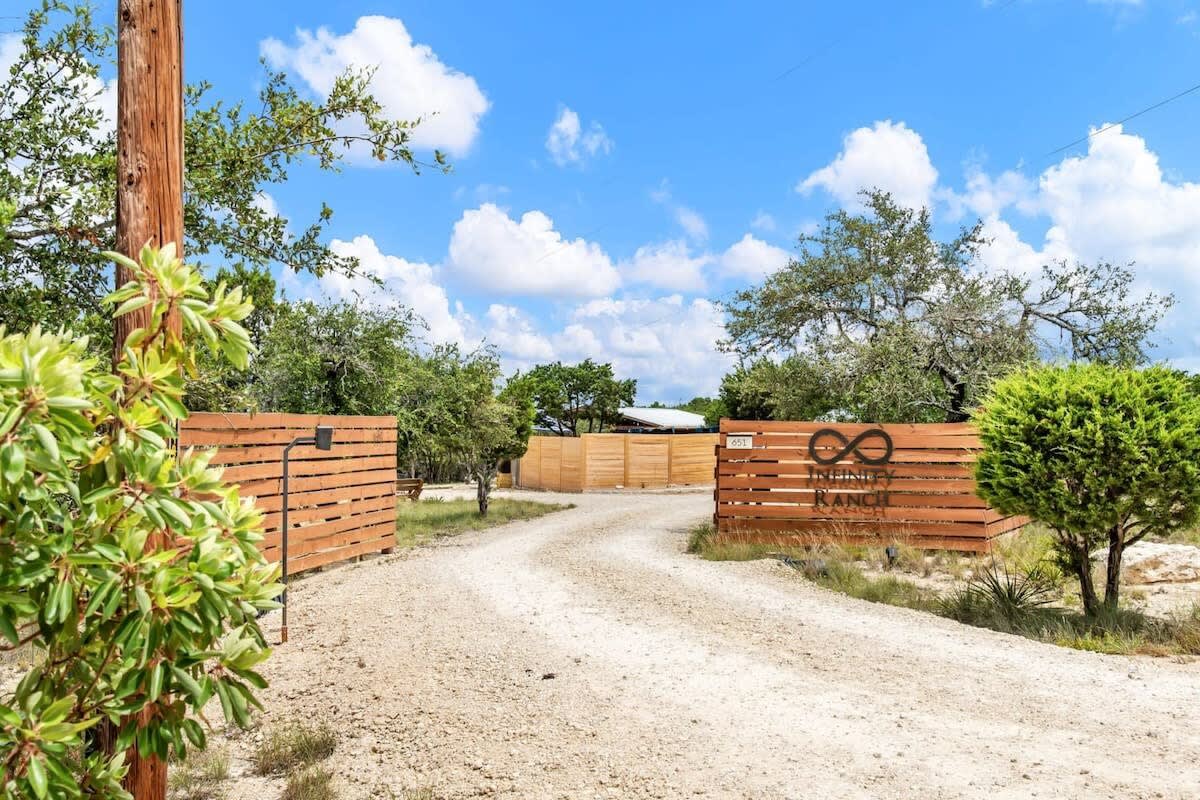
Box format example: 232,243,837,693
515,433,719,492
715,420,1024,552
179,413,397,573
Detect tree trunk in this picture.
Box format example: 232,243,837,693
476,471,490,516
1067,541,1100,617
111,2,184,798
1104,523,1126,612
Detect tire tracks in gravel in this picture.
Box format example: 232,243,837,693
449,491,1200,800
234,489,1200,800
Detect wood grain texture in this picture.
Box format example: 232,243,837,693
178,413,398,575
714,420,1025,552
515,433,719,492
114,1,183,795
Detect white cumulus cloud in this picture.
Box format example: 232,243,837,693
799,120,938,210
261,16,489,156
719,234,791,280
323,235,468,345
446,203,621,297
621,240,710,292
483,304,555,365
558,296,733,399
545,106,613,166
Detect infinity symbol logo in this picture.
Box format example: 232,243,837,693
808,428,894,465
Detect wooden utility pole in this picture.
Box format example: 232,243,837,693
112,1,184,798
114,0,184,364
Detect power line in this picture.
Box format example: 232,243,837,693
1047,80,1200,156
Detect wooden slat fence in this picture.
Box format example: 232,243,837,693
515,433,719,492
715,420,1025,552
179,413,398,573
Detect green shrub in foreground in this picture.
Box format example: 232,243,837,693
0,246,279,798
974,364,1200,616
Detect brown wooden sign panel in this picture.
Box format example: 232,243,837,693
179,413,398,573
714,420,1024,552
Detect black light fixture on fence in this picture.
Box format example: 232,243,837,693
279,425,334,643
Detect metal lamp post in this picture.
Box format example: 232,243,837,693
280,425,334,642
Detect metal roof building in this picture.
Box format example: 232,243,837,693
614,407,708,432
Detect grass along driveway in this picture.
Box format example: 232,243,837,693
394,494,572,549
689,523,1200,657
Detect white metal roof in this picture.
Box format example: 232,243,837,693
617,407,707,429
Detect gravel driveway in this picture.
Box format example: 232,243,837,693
232,488,1200,800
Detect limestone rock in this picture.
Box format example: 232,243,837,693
1119,542,1200,585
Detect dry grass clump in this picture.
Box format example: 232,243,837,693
282,766,336,800
252,720,337,776
168,747,230,800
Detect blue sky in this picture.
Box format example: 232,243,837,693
12,0,1200,400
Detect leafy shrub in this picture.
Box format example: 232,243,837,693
975,364,1200,615
0,246,279,797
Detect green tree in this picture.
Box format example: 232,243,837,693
407,346,532,514
672,396,726,427
721,190,1172,423
250,301,415,416
509,360,635,435
974,364,1200,615
718,358,846,422
1,2,445,348
184,265,278,412
0,245,278,797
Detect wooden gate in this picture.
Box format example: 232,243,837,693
515,433,719,491
715,420,1024,551
179,413,398,573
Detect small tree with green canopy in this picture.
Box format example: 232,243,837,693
420,347,533,514
0,245,279,797
508,360,635,436
974,364,1200,615
250,301,415,416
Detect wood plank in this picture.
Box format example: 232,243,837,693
260,508,397,550
281,519,398,558
715,517,990,538
717,502,988,523
253,481,397,512
986,516,1031,536
183,412,396,430
716,489,989,508
180,427,397,447
718,464,974,480
283,534,397,572
719,433,982,450
718,449,977,464
713,529,993,553
221,455,396,484
720,420,975,436
237,469,397,497
195,441,396,466
260,493,396,531
718,474,978,493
